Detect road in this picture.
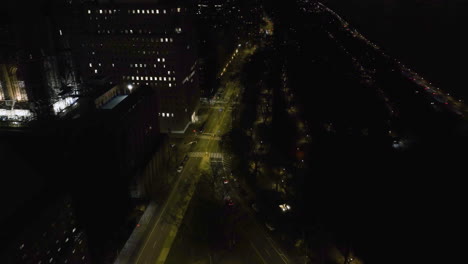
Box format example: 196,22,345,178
133,44,293,264
132,49,243,264
223,173,291,264
133,157,202,264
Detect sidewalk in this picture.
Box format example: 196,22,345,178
114,202,158,264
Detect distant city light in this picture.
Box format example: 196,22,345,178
127,84,133,91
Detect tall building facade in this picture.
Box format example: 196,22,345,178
76,0,200,133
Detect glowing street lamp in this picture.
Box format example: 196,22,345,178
279,203,291,212
127,84,134,91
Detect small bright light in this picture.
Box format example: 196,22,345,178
127,84,133,90
279,203,291,212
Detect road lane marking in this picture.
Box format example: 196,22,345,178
265,237,289,264
250,241,267,264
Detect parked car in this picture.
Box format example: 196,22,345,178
251,203,259,212
265,222,275,231
226,199,235,207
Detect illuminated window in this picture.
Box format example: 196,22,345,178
163,9,166,14
177,7,181,12
170,38,173,42
162,113,165,117
171,113,174,117
151,10,154,14
137,10,140,14
156,9,159,14
94,69,98,74
99,10,102,14
160,38,164,42
168,71,171,75
162,58,165,62
131,76,135,80
88,10,91,14
89,63,92,67
136,77,140,80
159,77,162,81
157,58,160,62
150,77,153,80
142,10,145,14
169,83,172,87
165,38,168,42
164,77,167,81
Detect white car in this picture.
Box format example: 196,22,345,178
251,203,259,212
265,222,275,231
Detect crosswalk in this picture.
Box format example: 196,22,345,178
188,152,224,158
223,156,232,172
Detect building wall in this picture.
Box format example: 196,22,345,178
2,195,91,264
68,85,161,261
76,3,200,133
0,64,28,101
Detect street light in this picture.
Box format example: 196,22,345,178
279,203,291,212
127,84,133,91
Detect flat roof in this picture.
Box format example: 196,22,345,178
100,95,128,110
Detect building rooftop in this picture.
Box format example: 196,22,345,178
100,95,128,110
